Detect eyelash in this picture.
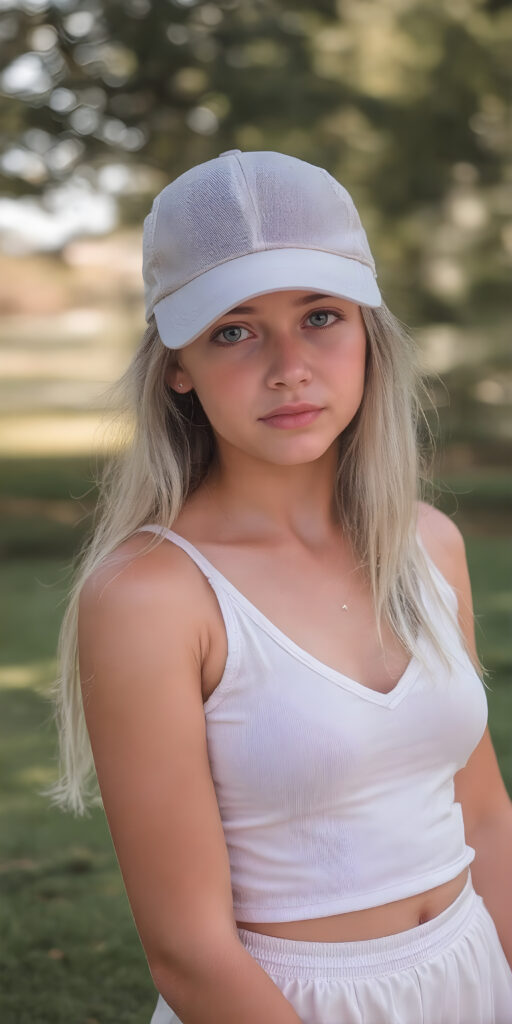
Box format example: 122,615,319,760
210,309,346,346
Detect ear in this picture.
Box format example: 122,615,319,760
164,360,178,388
164,356,193,394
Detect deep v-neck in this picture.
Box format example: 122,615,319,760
137,525,428,709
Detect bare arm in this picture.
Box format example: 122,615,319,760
445,518,512,967
418,503,512,967
457,745,512,970
153,942,304,1023
78,537,302,1023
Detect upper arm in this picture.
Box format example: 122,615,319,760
78,538,238,984
416,501,512,834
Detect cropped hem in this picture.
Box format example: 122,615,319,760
232,850,475,921
236,873,480,980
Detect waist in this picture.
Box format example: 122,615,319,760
235,867,470,942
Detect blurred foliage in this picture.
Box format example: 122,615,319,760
0,0,511,328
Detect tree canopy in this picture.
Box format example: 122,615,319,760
1,0,511,324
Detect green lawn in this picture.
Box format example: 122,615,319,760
0,502,511,1023
0,559,158,1024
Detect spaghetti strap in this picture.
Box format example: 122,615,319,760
135,523,242,714
135,523,222,583
416,530,459,610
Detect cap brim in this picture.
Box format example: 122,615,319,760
153,248,382,350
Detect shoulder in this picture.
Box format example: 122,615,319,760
78,532,213,672
415,500,477,659
415,499,466,578
80,530,212,602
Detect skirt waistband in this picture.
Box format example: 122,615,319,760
236,871,481,980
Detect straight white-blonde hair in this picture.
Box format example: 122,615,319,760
42,303,488,816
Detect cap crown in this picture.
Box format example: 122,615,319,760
143,150,376,319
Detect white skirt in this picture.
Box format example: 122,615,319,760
150,871,512,1023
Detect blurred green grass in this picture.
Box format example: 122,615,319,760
0,554,159,1022
0,456,511,1023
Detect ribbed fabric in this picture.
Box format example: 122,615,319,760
136,524,488,923
150,873,512,1024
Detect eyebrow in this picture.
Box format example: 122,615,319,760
221,293,341,317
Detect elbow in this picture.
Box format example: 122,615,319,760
149,926,242,1001
149,959,183,1009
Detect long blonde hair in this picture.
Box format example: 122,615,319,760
42,303,488,816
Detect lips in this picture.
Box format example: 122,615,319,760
260,403,322,419
259,407,324,429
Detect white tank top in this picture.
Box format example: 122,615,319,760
136,524,488,922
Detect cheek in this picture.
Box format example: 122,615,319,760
328,332,367,389
194,362,252,427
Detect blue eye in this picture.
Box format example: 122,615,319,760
307,310,340,328
211,324,252,346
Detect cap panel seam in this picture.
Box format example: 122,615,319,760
234,155,264,249
150,192,163,287
319,168,376,274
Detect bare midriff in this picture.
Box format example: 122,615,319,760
235,867,470,941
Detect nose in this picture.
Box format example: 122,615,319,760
265,328,313,389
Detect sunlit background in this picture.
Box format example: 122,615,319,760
1,1,511,1020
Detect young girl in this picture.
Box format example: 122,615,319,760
48,150,512,1023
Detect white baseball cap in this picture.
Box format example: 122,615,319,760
143,149,382,350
